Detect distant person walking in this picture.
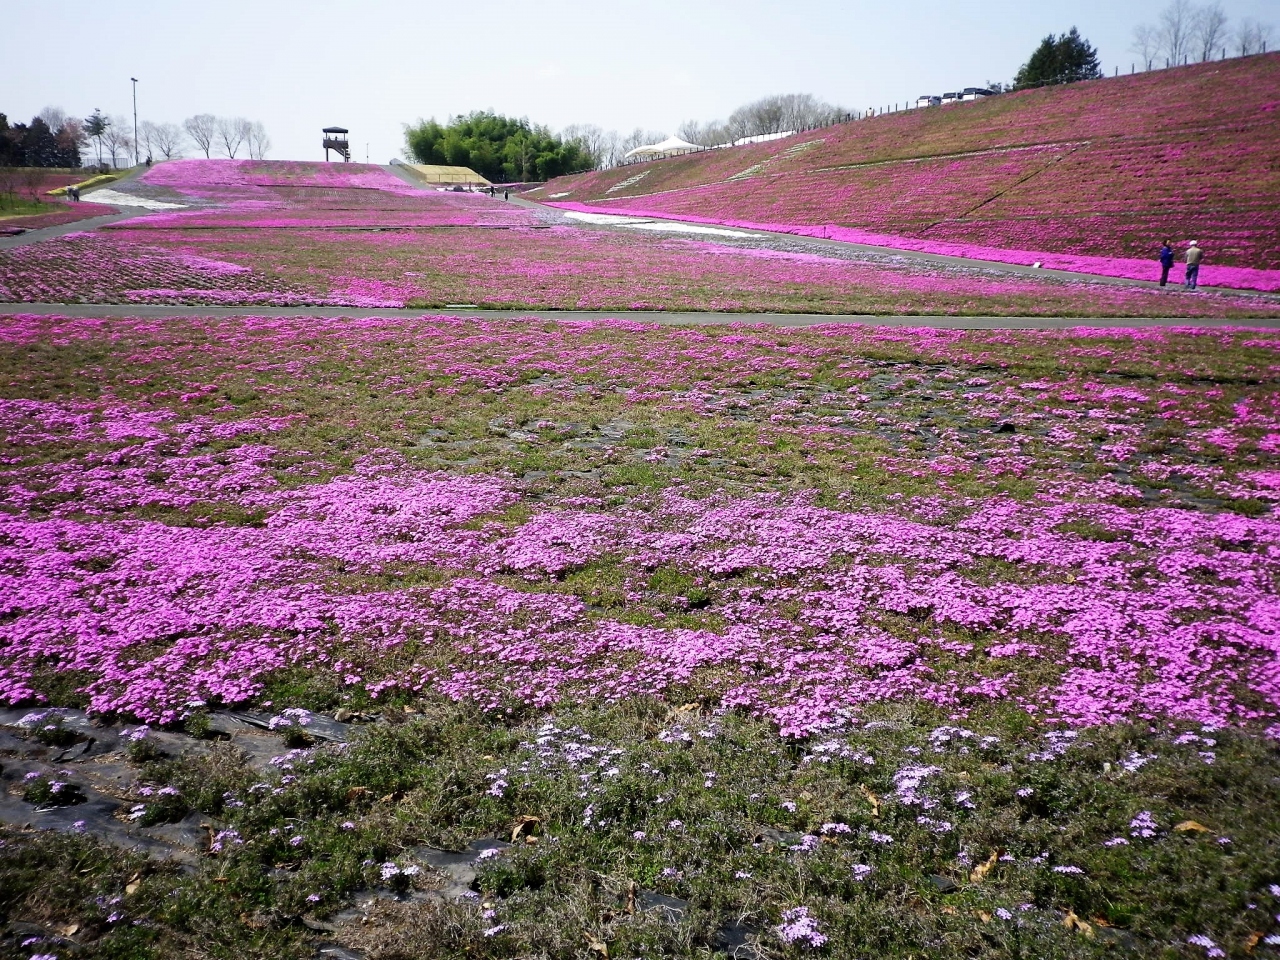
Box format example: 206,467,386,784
1185,240,1203,291
503,189,509,201
1158,240,1174,286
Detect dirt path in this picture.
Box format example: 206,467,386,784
3,302,1278,330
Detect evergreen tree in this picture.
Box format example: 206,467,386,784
84,110,109,167
22,117,60,167
0,114,14,167
1014,27,1103,89
403,111,593,183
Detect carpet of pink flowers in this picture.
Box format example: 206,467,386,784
2,312,1278,741
115,159,542,230
4,158,1278,316
534,54,1280,287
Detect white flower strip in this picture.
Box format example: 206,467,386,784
81,189,187,211
562,210,755,238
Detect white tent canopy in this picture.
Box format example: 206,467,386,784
624,136,702,159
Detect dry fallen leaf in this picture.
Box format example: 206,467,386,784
510,814,541,843
1174,820,1212,833
1062,910,1094,938
1246,931,1263,954
977,911,992,923
346,786,369,803
940,905,958,916
625,880,637,915
125,880,141,895
583,933,609,957
969,849,1001,884
59,923,80,937
859,784,881,818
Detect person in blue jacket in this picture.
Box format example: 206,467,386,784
1158,240,1174,287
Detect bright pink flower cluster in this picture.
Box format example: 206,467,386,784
2,312,1277,737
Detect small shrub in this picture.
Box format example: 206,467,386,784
22,775,86,808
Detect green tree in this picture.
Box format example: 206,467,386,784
84,109,109,167
0,114,14,167
403,111,593,183
1013,27,1103,89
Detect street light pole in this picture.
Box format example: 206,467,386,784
131,77,139,165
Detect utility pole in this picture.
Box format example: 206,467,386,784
131,77,139,165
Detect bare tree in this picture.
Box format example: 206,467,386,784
676,119,710,146
245,121,271,160
599,129,623,169
100,116,135,168
1195,2,1229,59
0,167,21,206
216,116,250,159
1237,18,1273,55
1158,0,1200,64
772,93,846,131
745,97,789,135
20,166,46,202
1131,23,1162,65
560,123,612,169
184,114,217,159
38,106,69,132
140,120,184,160
683,93,848,149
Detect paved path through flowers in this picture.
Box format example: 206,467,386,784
4,301,1278,330
518,196,1277,299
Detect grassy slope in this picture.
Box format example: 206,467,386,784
531,54,1280,268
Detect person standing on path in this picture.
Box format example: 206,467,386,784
1158,240,1174,286
1185,240,1203,291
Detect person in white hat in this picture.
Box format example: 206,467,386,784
1185,240,1203,291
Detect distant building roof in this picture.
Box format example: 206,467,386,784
404,164,491,186
624,136,702,160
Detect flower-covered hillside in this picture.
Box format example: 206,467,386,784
533,54,1280,274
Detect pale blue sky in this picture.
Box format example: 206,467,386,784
7,0,1277,163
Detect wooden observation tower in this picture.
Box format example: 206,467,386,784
322,126,351,162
